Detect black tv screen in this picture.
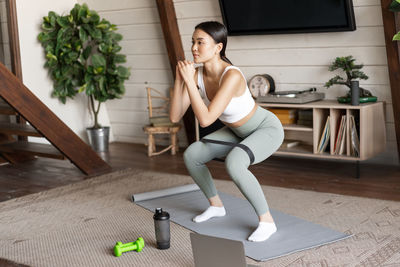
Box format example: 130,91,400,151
219,0,356,35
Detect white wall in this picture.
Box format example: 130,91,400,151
15,0,114,142
81,0,397,164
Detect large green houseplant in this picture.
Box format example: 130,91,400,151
38,3,130,151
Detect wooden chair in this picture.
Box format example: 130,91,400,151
143,87,181,157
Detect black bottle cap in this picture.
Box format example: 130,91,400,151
153,208,170,220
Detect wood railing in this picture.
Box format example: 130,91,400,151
0,62,111,175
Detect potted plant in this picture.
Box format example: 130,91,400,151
324,56,377,104
38,3,130,151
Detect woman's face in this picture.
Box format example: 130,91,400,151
191,29,221,63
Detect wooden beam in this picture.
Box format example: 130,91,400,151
0,63,111,175
6,0,22,81
0,122,43,137
6,0,28,142
155,0,196,144
380,0,400,160
155,0,184,75
0,141,65,160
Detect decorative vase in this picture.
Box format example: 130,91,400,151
86,127,110,152
351,81,360,106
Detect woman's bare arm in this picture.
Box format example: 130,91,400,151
180,64,242,127
169,66,194,123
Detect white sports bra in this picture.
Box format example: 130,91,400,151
197,65,255,123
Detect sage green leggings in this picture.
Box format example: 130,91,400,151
183,106,284,216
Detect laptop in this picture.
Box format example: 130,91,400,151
190,233,258,267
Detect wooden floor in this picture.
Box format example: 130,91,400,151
0,142,399,203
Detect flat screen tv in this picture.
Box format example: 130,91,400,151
218,0,356,36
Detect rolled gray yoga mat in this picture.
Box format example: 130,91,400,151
131,184,200,202
132,184,351,261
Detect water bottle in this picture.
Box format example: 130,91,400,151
153,208,170,249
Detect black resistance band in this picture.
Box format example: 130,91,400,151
201,138,255,164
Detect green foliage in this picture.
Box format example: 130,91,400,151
38,3,131,128
325,56,368,89
389,0,400,40
389,0,400,12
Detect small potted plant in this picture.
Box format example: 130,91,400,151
324,56,377,104
38,3,130,151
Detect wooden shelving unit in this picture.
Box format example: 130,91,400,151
258,100,386,161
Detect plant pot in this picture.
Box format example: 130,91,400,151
86,126,110,152
337,96,377,104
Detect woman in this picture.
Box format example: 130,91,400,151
170,21,284,242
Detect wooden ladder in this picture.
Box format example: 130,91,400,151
0,63,111,175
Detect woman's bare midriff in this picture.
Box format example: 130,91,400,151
222,104,258,128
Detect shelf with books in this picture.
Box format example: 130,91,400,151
330,109,347,156
313,108,330,154
347,109,360,157
258,100,386,161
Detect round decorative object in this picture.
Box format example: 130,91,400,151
248,74,275,98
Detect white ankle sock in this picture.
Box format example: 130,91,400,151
248,222,277,242
193,206,226,223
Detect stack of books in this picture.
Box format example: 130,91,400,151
332,114,360,156
297,109,313,127
317,116,330,153
334,115,347,155
268,108,297,125
349,114,360,157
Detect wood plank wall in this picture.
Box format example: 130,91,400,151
81,0,398,164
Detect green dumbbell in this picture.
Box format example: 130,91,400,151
114,237,145,257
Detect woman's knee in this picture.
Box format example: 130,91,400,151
225,148,249,179
183,141,206,165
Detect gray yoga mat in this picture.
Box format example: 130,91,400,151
132,184,351,261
